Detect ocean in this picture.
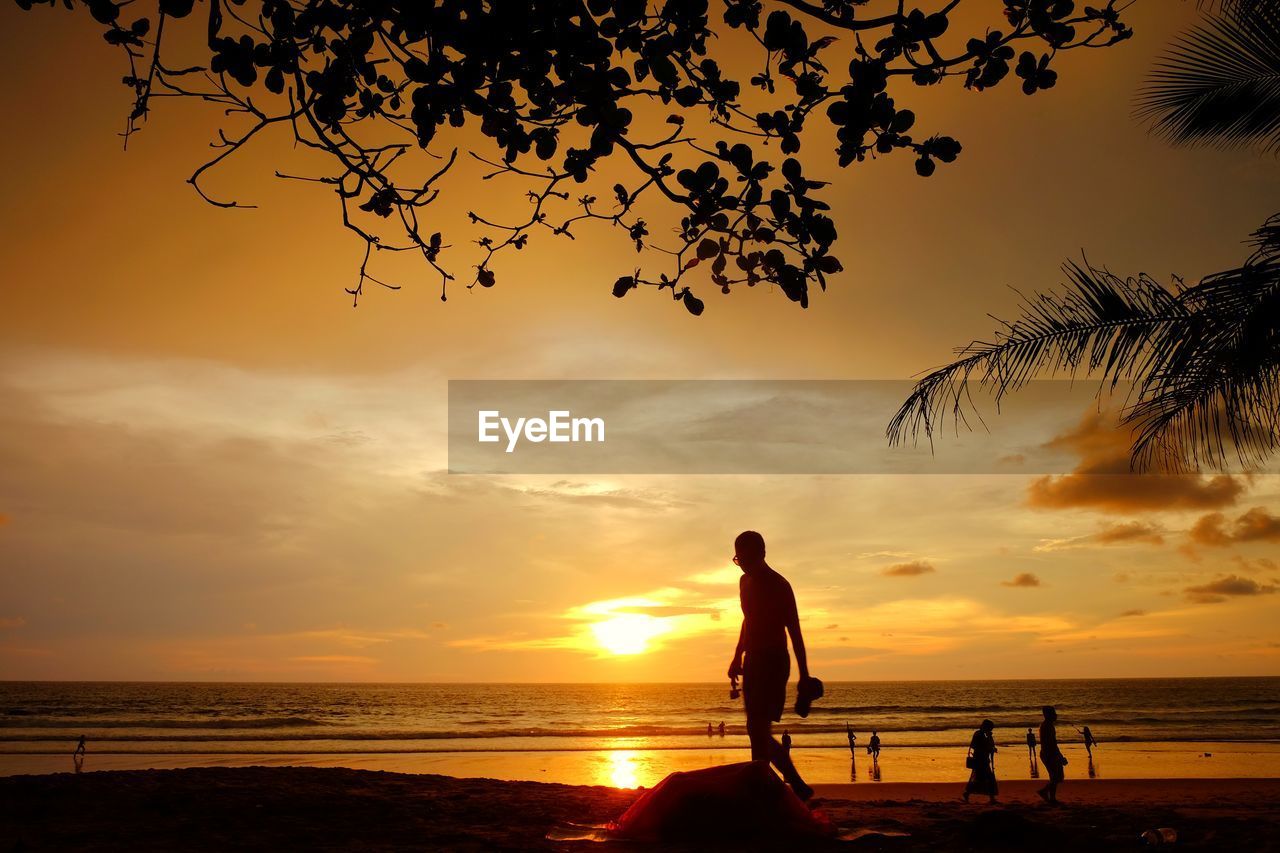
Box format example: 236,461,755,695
3,678,1278,785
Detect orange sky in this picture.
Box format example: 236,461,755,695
0,2,1277,681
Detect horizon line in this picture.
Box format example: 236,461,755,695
3,674,1277,686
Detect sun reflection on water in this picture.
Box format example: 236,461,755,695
607,750,640,789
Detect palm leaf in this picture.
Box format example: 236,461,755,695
1197,0,1272,16
888,239,1280,472
1249,211,1280,257
1136,5,1280,152
886,262,1195,451
1125,254,1280,470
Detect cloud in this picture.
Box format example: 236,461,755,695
882,560,936,577
454,589,736,657
1002,573,1042,588
1036,520,1165,551
519,483,689,511
1184,575,1278,604
1188,513,1231,547
1188,507,1280,549
0,617,25,630
1094,521,1166,546
1118,609,1146,617
289,655,379,665
1235,508,1280,542
613,605,722,618
1231,555,1278,574
1027,412,1243,513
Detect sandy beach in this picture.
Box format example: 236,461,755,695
2,767,1278,851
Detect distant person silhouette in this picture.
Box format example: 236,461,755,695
718,721,726,737
73,734,86,773
727,530,815,801
1079,724,1098,778
707,723,713,737
781,729,792,756
962,719,999,804
1026,727,1039,776
1037,706,1067,804
868,730,882,780
846,723,857,757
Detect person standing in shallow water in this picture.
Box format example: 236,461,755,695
1038,706,1067,804
727,530,815,802
1026,727,1039,776
962,719,999,804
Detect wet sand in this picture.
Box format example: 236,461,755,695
2,767,1279,851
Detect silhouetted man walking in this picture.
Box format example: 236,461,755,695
727,530,814,801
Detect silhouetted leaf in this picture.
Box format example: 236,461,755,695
682,290,705,316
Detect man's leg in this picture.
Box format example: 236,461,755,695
746,713,773,762
748,714,812,799
747,712,808,799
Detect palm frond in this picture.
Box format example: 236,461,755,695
1136,8,1280,152
889,237,1280,472
1125,255,1280,470
1125,366,1280,471
886,262,1194,450
1196,0,1277,18
1249,211,1280,258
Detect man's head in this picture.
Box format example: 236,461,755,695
1042,705,1057,721
733,530,766,573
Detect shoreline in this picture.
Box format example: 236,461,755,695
4,767,1279,851
5,740,1276,787
10,732,1280,742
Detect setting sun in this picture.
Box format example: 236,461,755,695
590,614,669,656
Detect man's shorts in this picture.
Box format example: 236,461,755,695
1041,751,1066,783
743,647,790,723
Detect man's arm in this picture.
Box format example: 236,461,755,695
728,574,746,679
728,620,745,679
785,585,809,680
